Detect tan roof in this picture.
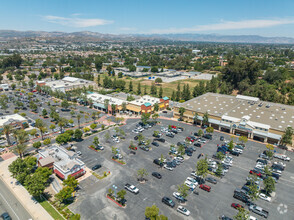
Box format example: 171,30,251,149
39,156,54,166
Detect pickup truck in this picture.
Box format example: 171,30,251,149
249,205,268,218
124,184,139,194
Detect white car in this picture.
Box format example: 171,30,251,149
271,169,282,175
132,129,139,134
259,193,271,202
177,206,190,216
164,164,173,171
185,182,196,190
175,157,184,162
273,161,286,167
233,148,243,154
186,177,198,185
76,151,82,156
274,154,290,161
255,164,265,169
225,155,234,161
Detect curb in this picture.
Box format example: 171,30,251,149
106,195,124,207
111,158,126,165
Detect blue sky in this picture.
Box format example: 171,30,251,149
1,0,294,37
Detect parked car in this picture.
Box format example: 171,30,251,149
205,177,217,184
152,172,162,179
164,164,173,171
231,203,244,210
194,143,202,147
250,170,262,177
162,197,175,208
199,184,211,192
153,159,163,167
124,184,139,194
259,193,271,202
177,206,190,216
1,212,11,220
220,136,224,141
154,138,165,143
151,141,159,147
166,132,174,138
173,192,186,203
92,164,102,170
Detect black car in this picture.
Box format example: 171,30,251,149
194,176,205,184
153,159,163,167
139,146,149,151
185,150,193,156
203,134,212,140
154,138,165,143
170,128,178,134
152,172,162,179
152,141,159,147
272,164,284,171
177,142,186,147
194,143,202,147
92,164,102,170
220,136,224,141
256,159,268,165
134,135,139,140
194,132,200,136
162,197,175,208
166,161,176,168
229,149,240,156
205,177,217,184
1,212,11,220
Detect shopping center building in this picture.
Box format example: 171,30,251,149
174,93,294,144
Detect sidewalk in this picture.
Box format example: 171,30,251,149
0,157,53,220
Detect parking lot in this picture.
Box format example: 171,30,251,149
68,118,294,220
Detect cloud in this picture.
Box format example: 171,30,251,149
150,18,294,34
43,15,113,28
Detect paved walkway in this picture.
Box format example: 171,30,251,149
0,157,53,220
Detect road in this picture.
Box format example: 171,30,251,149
0,179,32,220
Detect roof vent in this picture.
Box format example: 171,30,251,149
256,115,260,118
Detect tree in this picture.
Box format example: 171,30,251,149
58,118,68,132
155,78,163,84
233,208,250,220
74,129,83,140
55,186,74,202
129,81,133,92
216,151,225,160
33,141,42,149
141,113,151,125
196,158,208,177
238,136,248,145
177,144,185,156
193,112,199,125
152,113,159,122
25,172,47,197
35,119,47,140
145,205,159,220
49,124,56,132
61,100,70,109
42,109,48,117
153,103,159,112
198,129,203,136
70,110,75,117
176,83,181,101
202,112,209,125
206,127,214,134
247,177,259,201
43,138,51,146
137,168,148,182
117,189,126,200
159,87,163,98
137,82,141,95
3,124,12,146
13,144,27,158
111,104,116,115
215,163,224,177
228,140,234,151
56,133,71,145
77,114,82,128
177,183,190,199
281,126,293,146
70,214,81,220
122,102,127,112
63,175,79,189
83,127,90,133
178,107,185,121
105,132,111,142
263,176,275,194
90,123,97,130
93,137,99,146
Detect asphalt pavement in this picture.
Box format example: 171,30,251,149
0,179,32,220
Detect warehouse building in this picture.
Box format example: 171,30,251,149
174,93,294,144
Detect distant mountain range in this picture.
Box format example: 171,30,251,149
0,30,294,44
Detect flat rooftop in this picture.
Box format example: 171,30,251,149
179,93,294,131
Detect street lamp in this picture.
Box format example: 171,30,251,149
112,184,117,198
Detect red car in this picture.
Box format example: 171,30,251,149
231,203,244,209
199,184,211,192
186,137,195,143
249,170,261,177
129,145,137,150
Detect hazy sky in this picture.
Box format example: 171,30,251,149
1,0,294,37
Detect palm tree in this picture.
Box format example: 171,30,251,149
16,130,29,145
77,114,82,128
13,144,27,158
58,118,68,132
92,112,97,124
35,119,47,140
3,124,12,146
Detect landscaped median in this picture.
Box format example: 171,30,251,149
111,157,126,165
106,188,127,208
35,196,65,220
91,171,111,180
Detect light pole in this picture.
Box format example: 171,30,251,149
112,184,117,198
